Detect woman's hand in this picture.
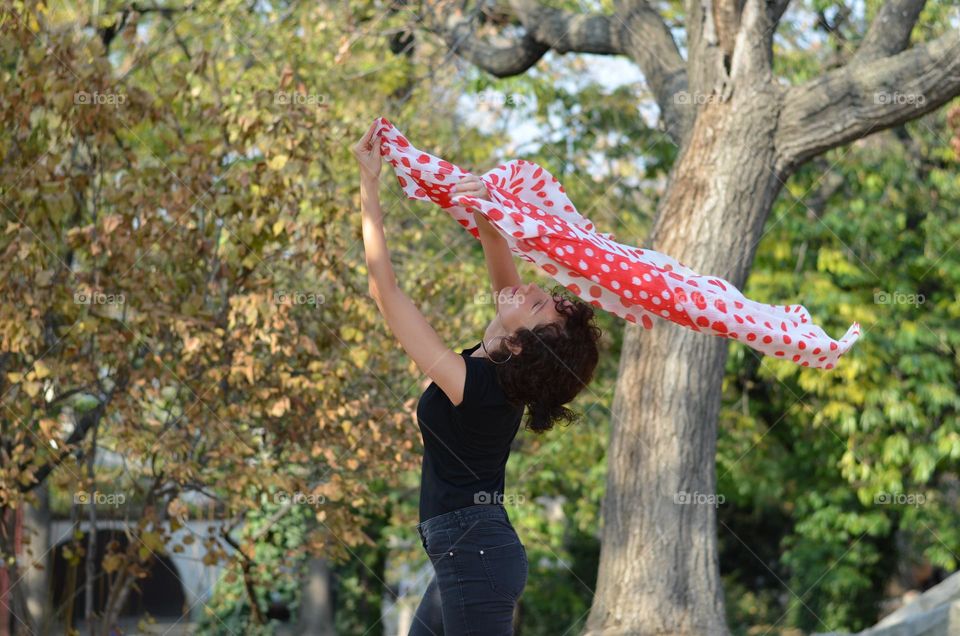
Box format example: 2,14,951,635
353,121,383,181
452,174,490,201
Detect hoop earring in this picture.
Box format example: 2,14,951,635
481,337,513,364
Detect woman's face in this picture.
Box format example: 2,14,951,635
496,282,567,336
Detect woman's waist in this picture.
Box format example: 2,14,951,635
416,502,511,536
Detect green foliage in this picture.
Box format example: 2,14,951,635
718,95,960,633
196,498,313,635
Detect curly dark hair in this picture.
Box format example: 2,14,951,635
486,285,602,433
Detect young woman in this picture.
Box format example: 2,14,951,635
354,121,602,634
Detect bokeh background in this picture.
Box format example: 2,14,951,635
1,0,960,634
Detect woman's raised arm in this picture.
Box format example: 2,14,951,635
452,175,522,307
353,122,469,404
473,210,522,302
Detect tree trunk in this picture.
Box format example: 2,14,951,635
84,424,98,636
584,88,787,635
285,557,336,636
1,507,32,636
21,485,51,636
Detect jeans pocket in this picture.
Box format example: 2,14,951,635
478,540,528,602
423,528,454,559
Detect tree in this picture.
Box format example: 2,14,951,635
1,1,443,631
414,0,960,632
716,102,960,631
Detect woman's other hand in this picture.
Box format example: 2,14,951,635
452,174,491,201
353,121,383,181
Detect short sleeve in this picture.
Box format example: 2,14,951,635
455,356,501,410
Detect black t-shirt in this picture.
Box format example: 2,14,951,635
415,341,524,523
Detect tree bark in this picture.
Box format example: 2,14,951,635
584,88,786,635
285,558,336,636
20,485,51,635
84,423,98,636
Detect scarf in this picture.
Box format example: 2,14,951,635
374,117,861,370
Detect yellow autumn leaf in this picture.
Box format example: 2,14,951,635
183,335,202,354
39,418,57,438
242,362,255,385
348,348,368,368
268,154,289,171
102,553,124,573
268,397,290,417
140,530,165,554
102,214,123,234
23,382,42,398
33,360,51,379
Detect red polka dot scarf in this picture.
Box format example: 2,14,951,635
375,117,861,370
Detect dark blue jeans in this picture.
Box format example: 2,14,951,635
408,504,528,635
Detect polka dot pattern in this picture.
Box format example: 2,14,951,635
375,117,862,370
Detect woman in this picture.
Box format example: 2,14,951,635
354,121,602,634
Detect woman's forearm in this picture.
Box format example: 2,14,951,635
361,175,397,295
473,207,501,240
473,210,521,293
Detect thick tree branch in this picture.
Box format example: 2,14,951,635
680,0,786,118
510,0,626,55
684,0,727,118
851,0,927,64
429,0,626,78
775,31,960,174
423,1,689,143
613,1,690,143
729,0,774,81
713,0,742,63
771,0,791,24
435,9,548,77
